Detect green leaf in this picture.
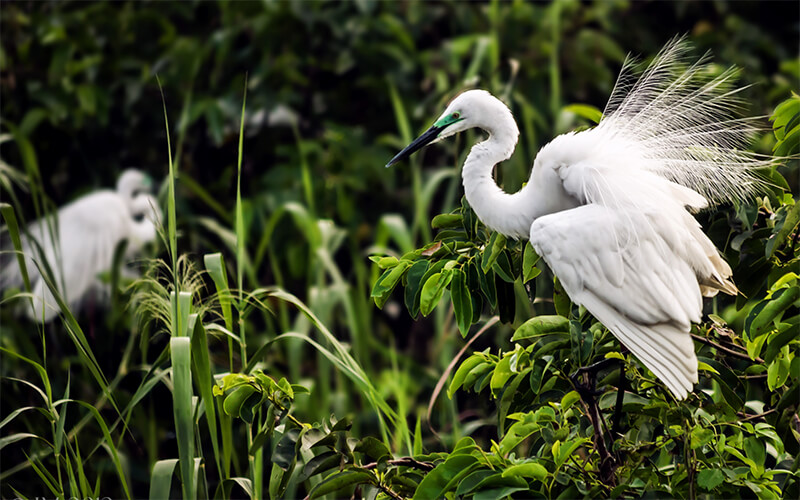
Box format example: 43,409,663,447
376,256,399,269
203,253,233,332
413,455,478,500
455,470,498,498
432,213,463,229
522,243,542,282
299,451,341,482
691,427,714,449
512,316,570,342
372,260,412,308
309,469,376,499
404,259,430,318
492,251,515,283
354,436,391,462
451,269,473,337
560,390,581,411
763,323,798,364
769,200,800,258
272,428,301,471
420,270,453,317
490,355,514,398
563,103,603,124
449,355,487,398
553,277,571,317
223,385,256,418
170,337,195,500
767,355,790,390
743,436,766,469
501,462,548,481
697,469,725,490
149,459,179,500
749,287,800,337
481,232,507,273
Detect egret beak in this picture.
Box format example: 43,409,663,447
386,125,444,167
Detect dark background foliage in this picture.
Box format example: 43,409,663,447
1,1,798,499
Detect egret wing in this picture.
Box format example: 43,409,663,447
20,192,128,321
529,203,702,399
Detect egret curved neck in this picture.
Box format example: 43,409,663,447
462,133,537,239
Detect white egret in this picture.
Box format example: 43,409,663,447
387,37,771,400
1,168,161,323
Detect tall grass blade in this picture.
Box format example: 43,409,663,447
156,76,178,291
170,337,195,500
70,401,132,500
189,314,222,478
150,458,179,500
204,253,233,332
1,203,32,293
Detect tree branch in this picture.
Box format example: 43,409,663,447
691,334,763,364
362,457,435,472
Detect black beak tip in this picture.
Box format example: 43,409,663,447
384,124,443,169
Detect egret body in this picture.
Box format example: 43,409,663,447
1,169,161,322
387,38,770,400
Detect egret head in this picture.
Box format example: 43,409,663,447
386,89,517,167
117,169,154,201
127,194,161,252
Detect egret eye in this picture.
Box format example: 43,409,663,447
452,112,460,119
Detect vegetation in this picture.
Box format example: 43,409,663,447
1,1,797,499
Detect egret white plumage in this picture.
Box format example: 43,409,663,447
1,168,161,323
387,37,771,400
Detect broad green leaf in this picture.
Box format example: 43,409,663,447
697,469,725,490
413,455,478,500
432,213,463,229
501,462,548,481
310,469,376,499
451,269,473,337
222,385,256,417
372,260,411,308
563,103,603,124
763,323,798,364
420,270,453,317
749,287,800,337
767,355,790,390
490,355,514,398
553,277,571,317
522,242,541,282
691,427,714,449
768,200,800,258
404,259,430,318
170,337,194,500
272,428,301,471
560,390,581,410
481,232,506,273
354,436,391,462
512,316,570,342
149,459,178,500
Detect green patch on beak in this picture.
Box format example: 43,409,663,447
434,112,464,129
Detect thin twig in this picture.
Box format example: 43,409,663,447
737,409,777,422
427,316,500,439
691,334,763,364
362,457,435,472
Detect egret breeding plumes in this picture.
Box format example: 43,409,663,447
1,168,161,323
387,37,773,400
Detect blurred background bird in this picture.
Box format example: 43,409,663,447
387,36,772,400
1,168,161,323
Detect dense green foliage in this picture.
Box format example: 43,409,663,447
1,1,798,499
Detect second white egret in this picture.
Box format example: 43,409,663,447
1,169,161,323
387,37,771,400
